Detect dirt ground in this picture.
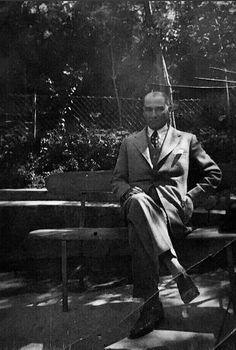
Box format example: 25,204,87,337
0,268,235,350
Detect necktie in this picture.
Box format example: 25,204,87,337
151,130,160,148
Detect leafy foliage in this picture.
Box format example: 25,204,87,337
1,1,236,97
39,118,128,172
0,118,129,188
197,128,236,164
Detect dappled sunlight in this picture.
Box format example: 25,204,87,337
85,292,141,307
36,299,58,307
0,278,26,293
106,329,215,350
36,292,57,302
162,305,235,339
27,297,59,307
0,274,234,350
25,290,62,307
19,343,43,350
158,269,232,311
0,298,12,309
0,269,232,315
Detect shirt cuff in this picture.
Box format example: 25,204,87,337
187,184,205,204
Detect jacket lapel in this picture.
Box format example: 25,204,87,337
157,125,181,164
133,127,153,169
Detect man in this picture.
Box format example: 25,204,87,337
112,91,222,339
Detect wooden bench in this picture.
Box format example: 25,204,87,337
29,170,236,313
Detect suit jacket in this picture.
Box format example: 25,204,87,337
112,125,222,236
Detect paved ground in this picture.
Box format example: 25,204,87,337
0,269,235,350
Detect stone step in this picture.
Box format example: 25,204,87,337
19,344,43,350
105,330,215,350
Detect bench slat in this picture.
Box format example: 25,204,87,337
46,171,113,196
29,226,236,242
29,227,128,241
187,227,236,240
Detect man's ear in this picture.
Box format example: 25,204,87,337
168,103,179,112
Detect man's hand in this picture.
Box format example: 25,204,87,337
122,186,144,203
182,195,194,224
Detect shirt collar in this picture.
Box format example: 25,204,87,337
147,123,168,138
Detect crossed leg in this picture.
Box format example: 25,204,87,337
126,191,176,299
126,191,199,303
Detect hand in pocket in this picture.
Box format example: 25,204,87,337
182,195,194,224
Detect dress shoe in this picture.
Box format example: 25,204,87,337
176,273,200,304
129,299,164,339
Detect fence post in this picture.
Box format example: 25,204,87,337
33,92,37,141
110,43,122,127
162,54,176,128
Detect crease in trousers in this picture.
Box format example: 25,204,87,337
125,188,177,300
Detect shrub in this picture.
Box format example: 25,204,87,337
0,118,129,188
193,127,236,163
38,119,129,172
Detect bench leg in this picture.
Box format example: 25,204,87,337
62,240,68,312
226,244,236,315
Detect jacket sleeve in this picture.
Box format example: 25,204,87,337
112,139,131,201
187,134,222,205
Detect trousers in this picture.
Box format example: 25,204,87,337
125,189,177,300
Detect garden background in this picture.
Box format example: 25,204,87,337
0,0,236,190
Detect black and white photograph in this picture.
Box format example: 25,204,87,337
0,1,236,349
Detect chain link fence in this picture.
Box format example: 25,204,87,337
0,94,33,143
67,96,145,131
0,94,206,144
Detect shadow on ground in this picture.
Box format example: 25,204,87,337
0,269,235,349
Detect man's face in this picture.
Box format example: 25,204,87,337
143,93,169,130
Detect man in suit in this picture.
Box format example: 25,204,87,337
112,91,222,338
